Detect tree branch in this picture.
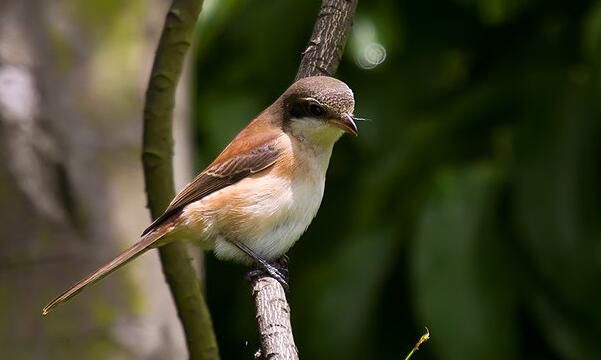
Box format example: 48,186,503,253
251,1,358,359
142,1,220,359
295,0,359,80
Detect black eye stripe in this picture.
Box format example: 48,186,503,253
289,102,305,118
308,103,325,117
288,98,328,119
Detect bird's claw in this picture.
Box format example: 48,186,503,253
246,256,289,291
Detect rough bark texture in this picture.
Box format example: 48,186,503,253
295,0,359,80
252,278,297,360
251,1,358,359
142,0,220,359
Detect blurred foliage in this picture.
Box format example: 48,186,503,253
191,0,601,359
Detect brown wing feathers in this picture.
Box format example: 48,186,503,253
142,142,280,235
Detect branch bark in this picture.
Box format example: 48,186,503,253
295,0,359,80
252,1,358,359
142,1,220,359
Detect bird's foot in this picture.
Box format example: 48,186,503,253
246,255,289,291
231,240,289,290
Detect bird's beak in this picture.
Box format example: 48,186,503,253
330,114,358,136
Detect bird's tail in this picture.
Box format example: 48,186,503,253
42,224,172,316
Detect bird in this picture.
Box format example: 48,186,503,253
42,75,358,315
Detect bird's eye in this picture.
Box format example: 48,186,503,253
308,103,325,117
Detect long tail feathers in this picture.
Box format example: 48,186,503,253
42,228,167,316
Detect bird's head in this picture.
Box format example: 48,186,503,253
281,76,357,146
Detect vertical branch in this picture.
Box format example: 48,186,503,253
252,277,298,360
295,0,359,80
252,1,358,359
142,0,220,359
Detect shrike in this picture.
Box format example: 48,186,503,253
43,76,358,315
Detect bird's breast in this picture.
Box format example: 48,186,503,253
229,167,325,260
182,135,333,263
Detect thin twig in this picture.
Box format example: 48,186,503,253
404,327,431,360
142,0,220,359
251,1,358,359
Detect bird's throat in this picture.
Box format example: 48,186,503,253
289,117,344,148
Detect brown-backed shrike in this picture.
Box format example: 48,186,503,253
43,76,358,315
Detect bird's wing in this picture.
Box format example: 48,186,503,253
142,138,281,235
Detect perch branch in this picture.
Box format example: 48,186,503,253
142,0,220,359
251,1,358,359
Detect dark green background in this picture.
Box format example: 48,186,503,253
193,1,601,359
